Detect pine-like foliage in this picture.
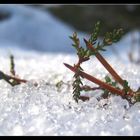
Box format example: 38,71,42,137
67,21,140,104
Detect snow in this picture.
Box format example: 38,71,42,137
0,5,140,136
0,51,140,136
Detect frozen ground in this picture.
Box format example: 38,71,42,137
0,5,140,136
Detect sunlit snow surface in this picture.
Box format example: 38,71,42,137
0,5,140,136
0,50,140,136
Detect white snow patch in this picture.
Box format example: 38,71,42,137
0,50,140,136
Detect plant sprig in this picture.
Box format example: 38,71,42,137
0,54,27,86
65,21,138,104
69,32,85,102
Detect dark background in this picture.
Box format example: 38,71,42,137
0,4,140,63
0,4,139,35
31,4,140,36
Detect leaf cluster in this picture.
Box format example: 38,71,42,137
102,75,120,98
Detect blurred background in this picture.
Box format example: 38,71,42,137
0,4,140,64
32,4,140,35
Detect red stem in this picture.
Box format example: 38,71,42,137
81,85,101,91
64,63,125,96
6,74,27,83
84,39,133,93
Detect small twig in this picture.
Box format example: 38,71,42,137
79,96,90,101
0,70,27,86
84,39,133,94
81,85,102,91
8,75,27,83
64,63,127,96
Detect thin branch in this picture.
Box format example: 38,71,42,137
0,70,27,86
64,63,128,97
81,85,102,91
84,39,133,93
